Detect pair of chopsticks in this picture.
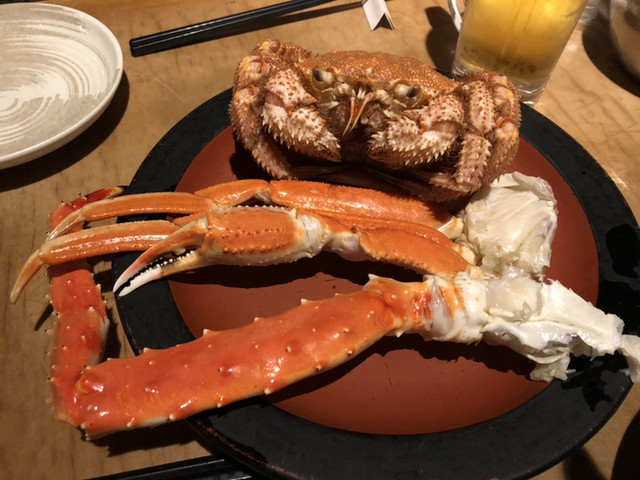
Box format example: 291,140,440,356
130,0,337,57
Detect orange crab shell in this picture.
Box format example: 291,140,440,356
230,41,522,202
297,50,460,101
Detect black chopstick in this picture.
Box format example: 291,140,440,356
130,0,337,57
90,454,260,480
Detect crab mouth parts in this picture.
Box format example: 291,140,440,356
341,89,388,136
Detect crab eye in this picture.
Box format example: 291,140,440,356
395,84,420,99
312,67,334,86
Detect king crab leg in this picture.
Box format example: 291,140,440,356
73,284,406,438
44,187,122,425
38,269,637,439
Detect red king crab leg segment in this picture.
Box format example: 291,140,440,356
45,269,637,439
58,275,450,438
44,188,122,425
74,287,405,437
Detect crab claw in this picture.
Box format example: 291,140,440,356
113,206,326,294
114,205,473,296
47,192,215,240
13,179,469,303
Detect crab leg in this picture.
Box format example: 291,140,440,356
368,94,465,168
62,269,636,439
44,188,122,424
14,202,471,301
113,205,471,294
12,180,469,301
73,287,404,438
48,179,462,240
230,40,317,178
445,73,520,191
10,221,180,303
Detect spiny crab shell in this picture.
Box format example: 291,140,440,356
230,40,522,202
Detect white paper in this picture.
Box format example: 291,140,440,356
361,0,395,30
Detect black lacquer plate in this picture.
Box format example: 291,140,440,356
113,89,640,480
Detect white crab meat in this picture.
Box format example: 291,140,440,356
457,172,558,277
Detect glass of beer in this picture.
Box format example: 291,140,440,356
450,0,588,104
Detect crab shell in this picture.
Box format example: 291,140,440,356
230,40,522,202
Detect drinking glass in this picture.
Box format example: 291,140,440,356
450,0,588,104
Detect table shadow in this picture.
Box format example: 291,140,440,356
563,447,607,480
611,408,640,479
560,405,640,479
424,6,459,73
582,7,640,97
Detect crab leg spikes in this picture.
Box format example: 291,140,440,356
75,288,410,438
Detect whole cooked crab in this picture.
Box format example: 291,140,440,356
230,40,522,201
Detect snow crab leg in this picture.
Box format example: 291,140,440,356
46,179,462,240
11,179,469,302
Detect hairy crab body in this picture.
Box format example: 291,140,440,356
230,40,522,201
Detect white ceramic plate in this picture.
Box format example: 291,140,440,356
0,3,123,170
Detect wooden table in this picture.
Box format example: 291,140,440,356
2,1,639,478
